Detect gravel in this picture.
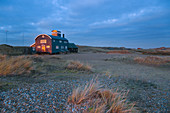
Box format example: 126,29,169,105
0,76,169,112
0,80,76,112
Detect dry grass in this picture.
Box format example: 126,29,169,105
0,56,32,76
140,50,170,55
107,50,130,54
67,79,135,113
66,60,92,72
0,54,6,61
134,56,170,65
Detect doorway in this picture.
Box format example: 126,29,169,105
42,45,46,52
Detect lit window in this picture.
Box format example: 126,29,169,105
46,45,50,48
37,46,41,48
42,35,45,38
53,40,55,42
40,40,47,43
56,46,59,49
59,40,62,43
65,46,67,49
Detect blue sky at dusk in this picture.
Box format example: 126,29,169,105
0,0,170,48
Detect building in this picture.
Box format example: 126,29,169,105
68,43,78,53
31,30,78,54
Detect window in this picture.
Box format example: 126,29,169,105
64,41,68,43
65,46,67,49
32,47,35,51
59,40,62,43
46,45,50,48
53,40,55,42
37,46,41,48
40,40,47,43
61,46,64,49
56,46,59,49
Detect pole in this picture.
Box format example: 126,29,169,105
23,32,24,46
5,30,8,44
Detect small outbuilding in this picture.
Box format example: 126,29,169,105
31,30,78,54
68,43,78,53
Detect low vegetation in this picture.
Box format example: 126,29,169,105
0,55,32,76
67,79,135,113
0,44,32,55
136,49,170,55
107,50,130,54
66,60,92,72
134,56,170,65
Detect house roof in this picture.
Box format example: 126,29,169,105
68,43,78,48
48,35,68,41
30,43,35,47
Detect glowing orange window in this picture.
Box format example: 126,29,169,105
40,40,47,43
46,45,50,48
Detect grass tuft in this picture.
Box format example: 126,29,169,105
0,56,32,76
66,79,135,113
66,60,92,72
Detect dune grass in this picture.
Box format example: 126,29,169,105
0,56,32,76
66,60,92,72
141,50,170,55
67,79,135,113
134,56,170,66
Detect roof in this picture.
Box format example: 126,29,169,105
48,35,68,41
68,43,78,49
30,43,35,47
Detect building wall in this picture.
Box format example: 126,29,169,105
35,34,52,53
52,39,69,53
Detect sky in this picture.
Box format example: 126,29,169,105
0,0,170,48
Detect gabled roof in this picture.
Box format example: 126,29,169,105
48,35,68,41
68,43,78,48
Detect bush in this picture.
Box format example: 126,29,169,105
134,56,170,65
66,61,92,72
66,79,135,113
0,56,32,76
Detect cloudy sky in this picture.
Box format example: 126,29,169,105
0,0,170,48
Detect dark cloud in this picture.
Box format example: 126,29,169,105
0,0,169,48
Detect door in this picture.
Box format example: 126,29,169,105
42,45,46,52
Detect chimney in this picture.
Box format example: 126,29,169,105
63,34,65,38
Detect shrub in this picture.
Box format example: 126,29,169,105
134,56,170,65
107,50,130,54
66,79,135,113
0,56,32,76
66,61,92,72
